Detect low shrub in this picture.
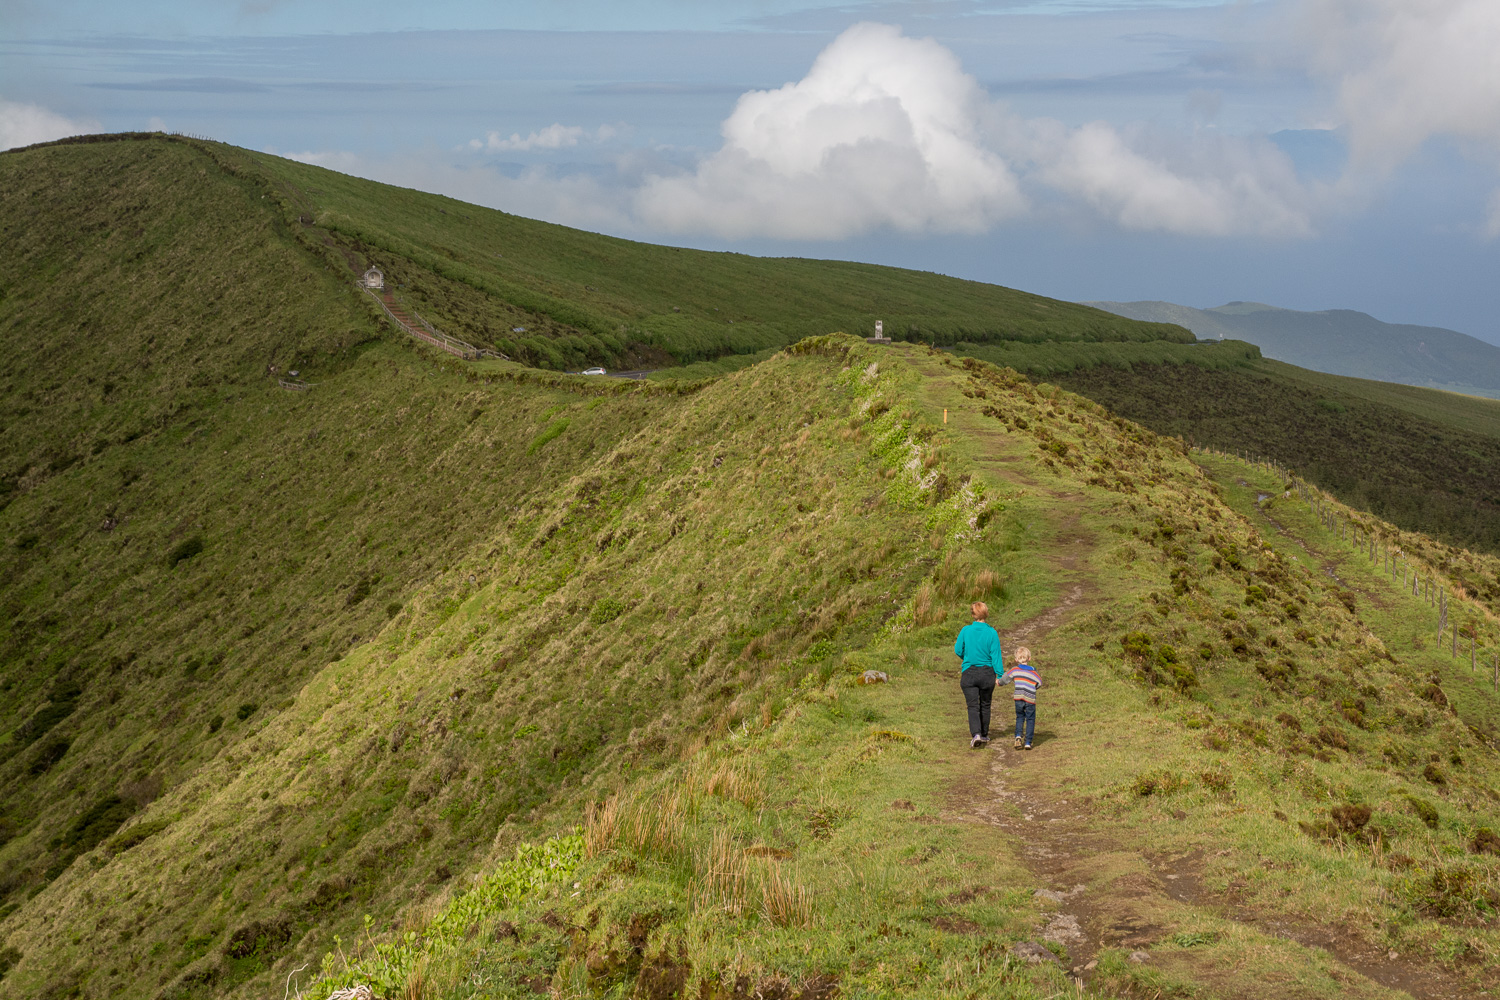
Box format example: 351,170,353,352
1330,803,1372,835
108,817,172,855
1405,794,1440,829
1198,768,1233,797
1132,769,1187,797
1311,726,1348,751
1400,865,1495,918
28,738,69,775
307,835,583,997
589,598,626,625
1472,828,1500,856
166,536,204,569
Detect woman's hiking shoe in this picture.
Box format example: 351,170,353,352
978,735,990,744
1024,743,1033,750
971,735,984,749
1014,736,1024,749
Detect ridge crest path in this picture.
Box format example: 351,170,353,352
903,347,1477,1000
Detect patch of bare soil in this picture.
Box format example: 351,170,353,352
1153,852,1486,1000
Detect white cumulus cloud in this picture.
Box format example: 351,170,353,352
1025,120,1312,237
1290,0,1500,237
636,23,1025,239
1296,0,1500,170
0,98,95,151
634,22,1309,240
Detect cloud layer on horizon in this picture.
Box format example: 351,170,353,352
469,123,620,153
0,98,96,152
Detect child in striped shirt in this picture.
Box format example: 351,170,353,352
1001,646,1041,749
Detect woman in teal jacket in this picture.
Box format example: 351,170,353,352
953,602,1003,748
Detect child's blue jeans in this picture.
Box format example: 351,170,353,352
1013,700,1036,743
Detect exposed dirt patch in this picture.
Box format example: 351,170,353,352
1154,852,1484,1000
929,914,982,934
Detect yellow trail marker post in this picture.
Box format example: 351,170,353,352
943,408,947,424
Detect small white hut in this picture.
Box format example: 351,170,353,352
362,267,384,290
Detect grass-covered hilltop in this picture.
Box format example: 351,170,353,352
1,133,1498,1000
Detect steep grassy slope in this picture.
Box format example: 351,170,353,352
1041,358,1500,557
953,337,1500,557
953,337,1264,378
0,337,991,999
0,135,695,982
224,140,1191,367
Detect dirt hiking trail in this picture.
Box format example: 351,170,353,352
901,348,1480,1000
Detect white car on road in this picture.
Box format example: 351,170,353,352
581,367,607,375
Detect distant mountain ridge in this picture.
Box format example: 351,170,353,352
1085,299,1500,398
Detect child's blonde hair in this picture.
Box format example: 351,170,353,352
1014,646,1031,664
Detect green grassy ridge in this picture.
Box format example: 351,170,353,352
1297,471,1500,642
0,340,994,999
0,133,709,979
1210,460,1500,740
0,136,371,497
288,349,1499,999
210,138,1193,366
1042,356,1500,558
0,334,681,904
953,337,1263,376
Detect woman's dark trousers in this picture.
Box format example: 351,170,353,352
960,665,997,739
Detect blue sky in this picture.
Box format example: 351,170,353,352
6,1,1500,344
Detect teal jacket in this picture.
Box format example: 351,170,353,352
954,621,1003,672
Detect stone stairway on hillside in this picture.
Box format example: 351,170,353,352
362,286,506,362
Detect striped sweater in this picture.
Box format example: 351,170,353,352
1001,664,1041,703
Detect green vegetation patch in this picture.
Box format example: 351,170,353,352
527,417,570,454
1050,357,1500,555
